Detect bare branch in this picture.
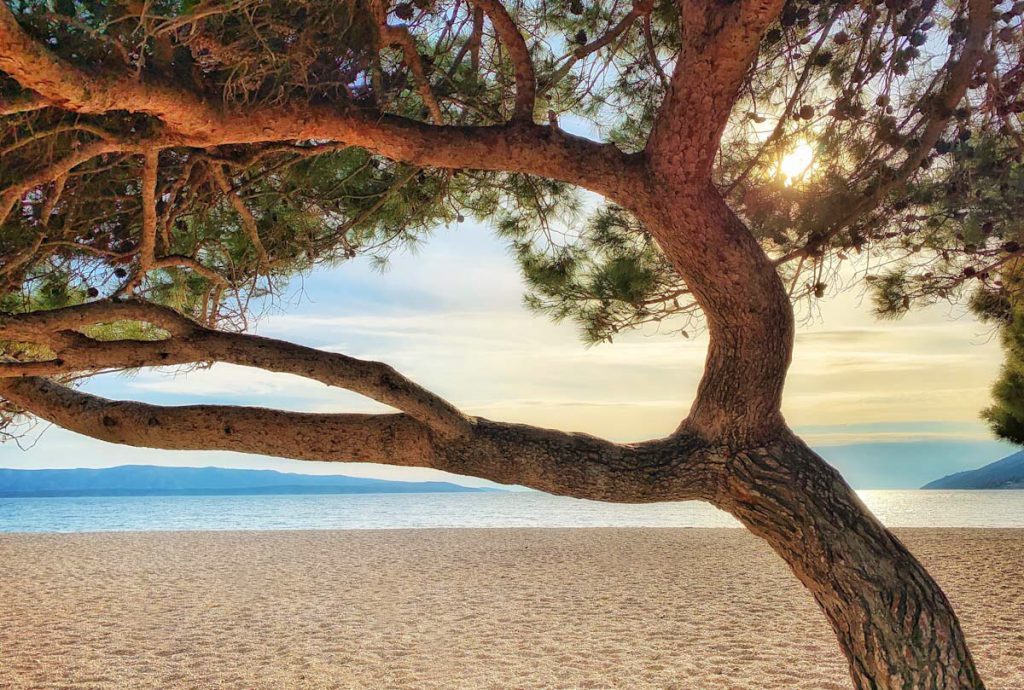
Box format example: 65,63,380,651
112,153,230,294
208,163,271,268
642,14,669,90
471,0,536,121
0,300,473,439
150,255,230,286
0,376,711,501
370,0,445,124
0,124,113,158
447,6,485,79
113,150,159,296
138,150,159,277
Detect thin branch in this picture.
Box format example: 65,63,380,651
331,166,421,246
113,149,160,296
0,124,114,157
0,140,127,225
543,0,651,96
38,173,67,225
370,0,445,124
208,163,271,268
642,14,668,90
151,254,230,286
446,6,485,79
471,0,536,121
139,149,159,276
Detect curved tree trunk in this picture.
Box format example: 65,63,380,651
629,177,987,688
708,436,984,689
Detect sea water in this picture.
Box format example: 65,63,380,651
1,490,1023,532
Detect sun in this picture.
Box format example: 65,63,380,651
778,141,816,186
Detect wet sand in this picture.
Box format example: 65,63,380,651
1,528,1021,689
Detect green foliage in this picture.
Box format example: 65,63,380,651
515,205,690,343
983,312,1024,445
869,271,911,320
855,134,1024,326
974,268,1024,445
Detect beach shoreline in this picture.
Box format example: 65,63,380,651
2,528,1022,689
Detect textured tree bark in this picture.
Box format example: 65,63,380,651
711,436,985,690
636,183,794,444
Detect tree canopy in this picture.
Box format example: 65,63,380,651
0,0,1018,335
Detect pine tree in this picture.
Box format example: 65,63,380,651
1,0,1021,686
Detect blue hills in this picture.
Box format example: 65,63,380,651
0,465,494,498
922,450,1024,489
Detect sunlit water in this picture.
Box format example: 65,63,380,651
1,490,1022,532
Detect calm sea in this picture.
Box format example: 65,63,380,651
1,490,1022,532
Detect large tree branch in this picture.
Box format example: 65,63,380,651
0,301,472,439
0,5,632,198
0,375,712,501
646,0,785,179
0,376,436,465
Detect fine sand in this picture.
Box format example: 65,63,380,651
1,528,1022,689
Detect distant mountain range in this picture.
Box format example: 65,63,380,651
0,465,494,498
922,450,1024,489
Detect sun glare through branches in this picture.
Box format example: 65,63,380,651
778,141,817,187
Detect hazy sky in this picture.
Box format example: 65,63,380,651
0,219,1014,488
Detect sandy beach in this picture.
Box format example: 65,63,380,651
1,528,1021,689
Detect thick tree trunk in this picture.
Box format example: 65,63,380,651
640,185,795,443
709,435,985,689
629,177,986,688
